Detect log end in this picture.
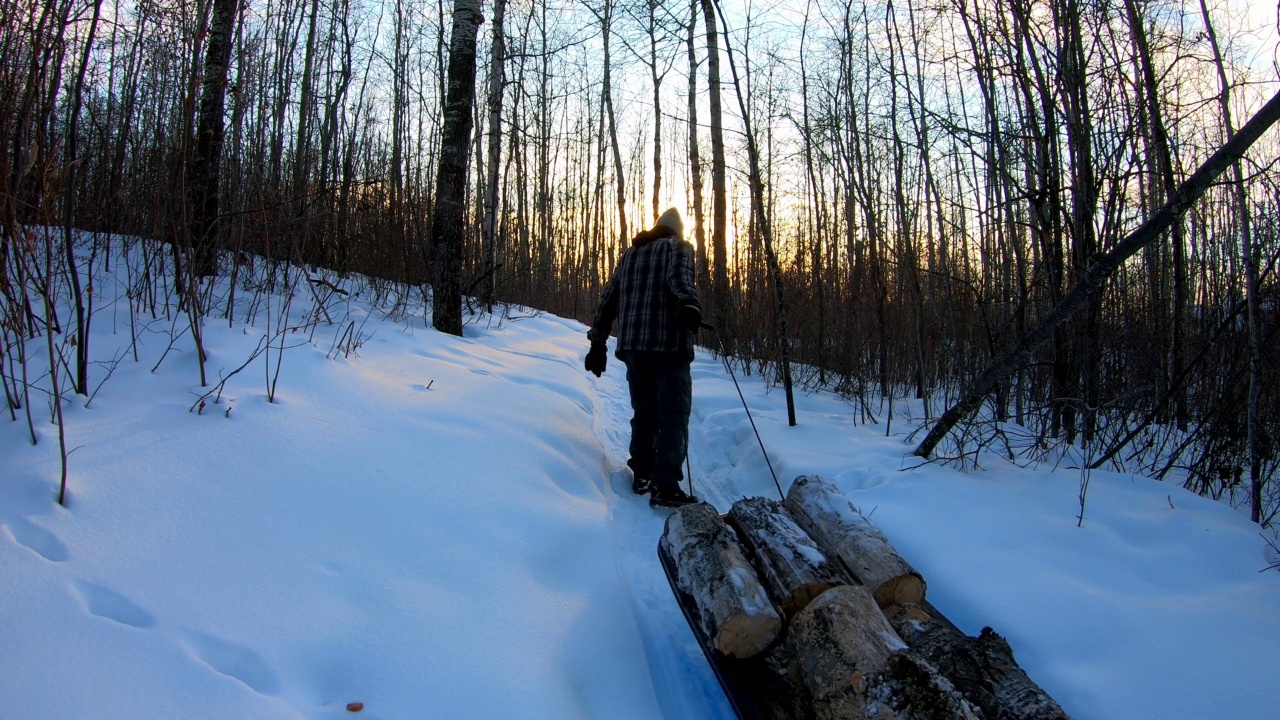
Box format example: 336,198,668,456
661,503,784,660
872,572,927,609
715,605,783,659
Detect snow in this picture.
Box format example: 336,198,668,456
3,243,1280,719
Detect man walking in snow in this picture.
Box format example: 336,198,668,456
585,208,702,508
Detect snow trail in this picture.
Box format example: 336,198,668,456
584,346,737,718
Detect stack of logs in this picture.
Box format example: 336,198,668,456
658,474,1071,720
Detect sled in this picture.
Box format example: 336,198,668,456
657,539,799,720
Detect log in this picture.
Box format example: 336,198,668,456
785,475,925,608
726,496,850,618
887,604,1071,720
659,503,784,659
788,585,982,720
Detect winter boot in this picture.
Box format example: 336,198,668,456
649,483,698,508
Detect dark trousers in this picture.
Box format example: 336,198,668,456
620,350,692,490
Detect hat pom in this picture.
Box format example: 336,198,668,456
655,207,683,237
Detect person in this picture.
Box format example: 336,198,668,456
585,208,702,508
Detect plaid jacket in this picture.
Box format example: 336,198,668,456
588,232,701,359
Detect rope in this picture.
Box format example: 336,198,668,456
702,324,785,502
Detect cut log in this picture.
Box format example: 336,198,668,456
785,475,925,608
659,503,784,659
788,585,982,720
726,496,850,618
887,604,1072,720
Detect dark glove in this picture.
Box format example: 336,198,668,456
678,304,702,333
585,342,608,377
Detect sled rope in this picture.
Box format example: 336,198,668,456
703,324,785,502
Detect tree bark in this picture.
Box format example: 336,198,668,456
188,0,241,278
914,89,1280,460
481,0,506,311
711,0,796,425
700,0,728,327
659,502,783,659
686,0,710,302
886,604,1071,720
62,0,105,395
1198,0,1265,524
788,585,981,720
430,0,482,336
785,475,926,608
726,496,849,618
1125,0,1188,432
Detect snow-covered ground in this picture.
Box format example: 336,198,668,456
3,244,1279,719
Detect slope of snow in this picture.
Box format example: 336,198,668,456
2,246,1278,719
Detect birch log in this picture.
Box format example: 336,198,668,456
887,604,1071,720
726,496,849,617
659,503,783,659
785,475,925,608
788,585,981,720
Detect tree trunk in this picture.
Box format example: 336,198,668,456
645,1,663,224
658,503,783,659
726,496,849,618
785,475,926,608
481,0,506,311
711,0,796,426
700,0,728,328
430,0,482,336
61,0,105,395
1197,0,1265,524
1125,0,1188,432
188,0,240,278
914,89,1280,459
686,0,710,302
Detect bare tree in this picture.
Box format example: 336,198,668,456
431,0,483,335
188,0,241,279
915,90,1280,460
1198,0,1266,523
700,0,729,327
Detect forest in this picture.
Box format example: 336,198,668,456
2,0,1279,525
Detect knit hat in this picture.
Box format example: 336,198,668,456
654,207,684,238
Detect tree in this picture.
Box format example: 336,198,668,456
431,0,483,336
700,0,729,328
481,0,507,311
914,90,1280,460
188,0,241,279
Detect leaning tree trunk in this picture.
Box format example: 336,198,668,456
914,89,1280,460
430,0,483,336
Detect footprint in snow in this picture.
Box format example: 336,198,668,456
74,580,156,629
185,631,281,696
836,469,886,492
4,517,70,562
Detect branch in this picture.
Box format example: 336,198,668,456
914,89,1280,459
